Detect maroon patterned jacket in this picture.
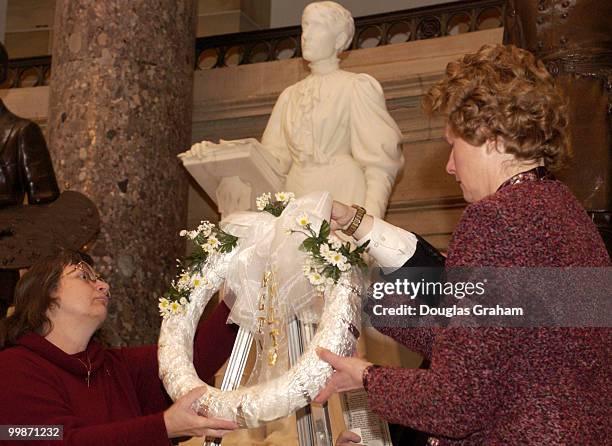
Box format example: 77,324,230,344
365,179,611,445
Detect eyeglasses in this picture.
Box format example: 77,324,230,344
63,261,107,284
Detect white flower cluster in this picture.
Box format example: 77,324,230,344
179,221,219,254
158,269,214,318
160,221,220,318
158,296,187,317
275,191,295,204
256,192,272,211
256,191,295,211
303,260,335,292
320,238,350,270
304,235,351,292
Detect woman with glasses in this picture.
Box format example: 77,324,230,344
0,250,239,445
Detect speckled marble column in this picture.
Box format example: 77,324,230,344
48,0,196,346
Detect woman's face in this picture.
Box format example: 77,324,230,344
301,8,340,63
445,125,498,203
49,262,110,326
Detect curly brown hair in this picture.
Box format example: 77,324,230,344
422,44,570,170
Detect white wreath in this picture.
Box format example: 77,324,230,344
158,192,364,427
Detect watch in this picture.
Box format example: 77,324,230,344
342,205,366,237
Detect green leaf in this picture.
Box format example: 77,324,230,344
331,268,340,282
322,265,334,276
319,220,330,239
353,240,370,254
301,237,318,252
264,203,283,217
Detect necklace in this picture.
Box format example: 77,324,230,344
76,353,92,387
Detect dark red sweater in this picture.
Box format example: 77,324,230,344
0,302,238,445
366,180,611,445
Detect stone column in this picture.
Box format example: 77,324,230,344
48,0,196,346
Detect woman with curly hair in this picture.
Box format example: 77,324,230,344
315,44,610,445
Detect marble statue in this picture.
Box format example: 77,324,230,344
258,3,401,445
181,3,403,444
184,2,403,220
261,1,404,218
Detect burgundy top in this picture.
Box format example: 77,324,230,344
0,302,238,445
365,180,611,445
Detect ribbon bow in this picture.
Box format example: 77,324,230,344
221,191,333,333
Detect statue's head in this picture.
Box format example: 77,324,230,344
301,1,355,63
0,43,8,84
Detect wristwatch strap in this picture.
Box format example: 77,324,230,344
342,205,366,237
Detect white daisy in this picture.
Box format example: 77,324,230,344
307,271,325,286
296,213,310,227
158,298,171,317
170,301,183,315
190,274,208,288
327,251,347,267
275,191,295,204
321,249,336,262
206,236,220,250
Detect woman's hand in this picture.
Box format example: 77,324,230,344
164,387,238,438
330,201,357,232
313,347,373,404
336,430,364,446
330,201,374,239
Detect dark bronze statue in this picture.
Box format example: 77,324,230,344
0,43,99,316
0,43,59,315
505,0,612,253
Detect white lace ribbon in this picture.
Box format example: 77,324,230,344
221,191,333,331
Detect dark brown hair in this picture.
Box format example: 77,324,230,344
422,44,570,170
0,250,85,349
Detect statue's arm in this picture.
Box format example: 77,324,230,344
18,122,60,204
350,74,404,218
260,87,293,176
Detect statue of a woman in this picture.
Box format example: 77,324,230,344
261,1,404,218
